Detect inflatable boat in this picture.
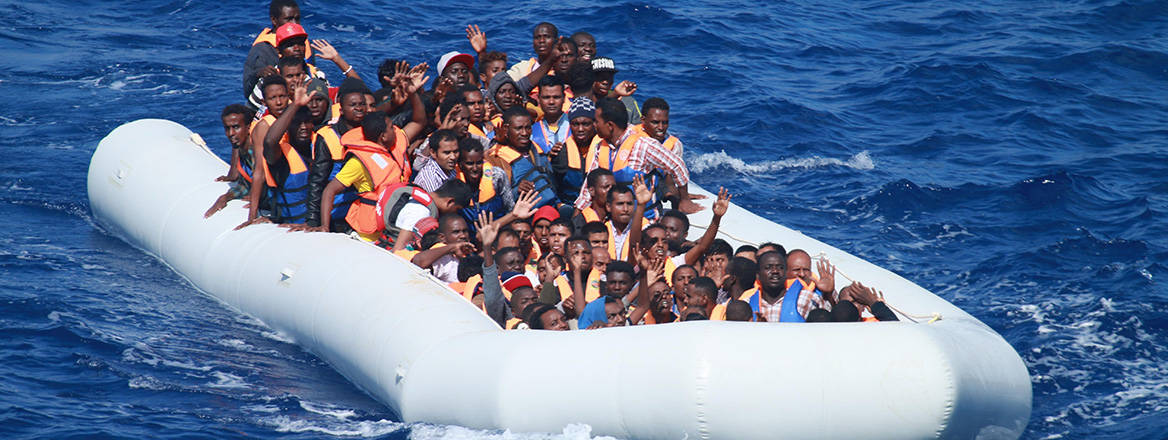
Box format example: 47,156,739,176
87,119,1031,439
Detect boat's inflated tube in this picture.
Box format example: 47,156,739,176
87,119,1031,440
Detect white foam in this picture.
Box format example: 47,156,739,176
408,422,615,440
300,400,358,420
264,415,403,437
207,371,248,389
688,150,874,174
261,330,295,344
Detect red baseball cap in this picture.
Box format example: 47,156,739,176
275,22,308,47
533,205,559,224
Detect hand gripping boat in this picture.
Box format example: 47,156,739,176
87,119,1031,439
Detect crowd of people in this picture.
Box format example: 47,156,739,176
206,0,900,330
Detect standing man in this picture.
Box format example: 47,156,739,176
243,0,304,100
488,107,559,209
507,22,558,81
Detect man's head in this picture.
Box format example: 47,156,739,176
641,224,668,260
786,249,812,283
432,179,473,214
647,279,673,317
564,236,593,273
726,256,758,293
685,276,718,313
494,246,524,273
509,221,533,256
478,51,508,87
605,184,635,228
362,110,390,144
523,303,569,331
591,57,618,97
305,78,330,124
567,61,595,97
278,56,308,88
458,138,485,182
604,296,627,327
605,260,635,298
429,129,460,172
757,242,786,258
553,38,578,77
548,219,573,256
594,97,629,141
459,85,487,125
570,31,596,61
532,22,558,57
703,239,733,279
725,299,753,322
581,221,608,249
500,107,533,151
757,251,788,293
437,52,475,87
438,213,470,245
261,75,290,117
285,107,315,147
268,0,300,29
640,97,670,142
671,264,697,305
735,245,758,262
275,22,307,59
221,104,255,149
495,228,520,251
659,209,690,244
377,58,400,88
489,72,521,112
586,168,615,208
591,246,610,273
536,76,566,121
532,205,558,252
338,77,372,127
509,286,538,319
567,99,596,146
438,95,470,138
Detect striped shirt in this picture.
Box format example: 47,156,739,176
413,155,456,192
574,129,690,210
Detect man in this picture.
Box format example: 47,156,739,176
581,221,609,250
240,75,291,228
702,239,733,290
507,22,558,81
247,23,351,109
658,209,689,245
456,137,513,227
576,98,702,216
487,107,559,209
407,214,476,283
378,179,474,252
305,79,354,230
413,129,460,192
205,104,257,218
566,61,596,107
733,251,830,322
637,97,682,154
603,181,651,262
530,76,570,157
531,205,558,256
436,51,475,88
590,57,641,125
546,219,572,257
570,31,596,62
317,111,408,241
576,261,637,329
242,0,304,100
549,95,596,205
330,77,372,136
460,84,495,140
573,168,613,229
786,249,837,305
262,82,325,224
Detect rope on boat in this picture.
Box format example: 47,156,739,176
687,221,943,324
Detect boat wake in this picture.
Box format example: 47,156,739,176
688,150,875,174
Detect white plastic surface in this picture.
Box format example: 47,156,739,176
88,119,1032,439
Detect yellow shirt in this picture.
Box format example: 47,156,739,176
336,158,378,241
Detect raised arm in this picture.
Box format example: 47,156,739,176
626,175,652,265
400,67,431,142
465,25,488,59
311,39,360,80
476,212,507,326
683,187,730,265
411,241,474,269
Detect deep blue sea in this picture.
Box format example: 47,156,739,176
2,0,1166,438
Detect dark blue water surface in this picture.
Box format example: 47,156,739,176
2,0,1166,438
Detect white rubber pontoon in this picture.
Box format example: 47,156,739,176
87,119,1031,439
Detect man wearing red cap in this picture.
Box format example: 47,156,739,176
531,205,559,257
243,0,303,100
247,21,361,110
437,51,476,89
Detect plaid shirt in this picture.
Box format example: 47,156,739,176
756,288,826,323
575,130,690,210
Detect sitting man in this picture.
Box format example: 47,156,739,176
412,129,460,192
570,31,596,62
573,168,614,229
456,137,512,228
318,111,408,241
552,99,599,205
377,179,474,252
261,83,318,224
405,214,476,284
521,303,569,331
205,104,257,218
735,251,832,322
576,260,637,329
243,0,304,101
487,107,560,210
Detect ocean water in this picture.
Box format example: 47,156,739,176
1,0,1166,438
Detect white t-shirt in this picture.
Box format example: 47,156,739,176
394,202,433,234
431,253,459,283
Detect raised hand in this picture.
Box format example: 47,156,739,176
512,190,541,218
632,175,652,205
292,81,310,107
465,24,487,53
476,211,498,247
816,258,836,297
310,39,339,61
433,76,454,104
406,62,431,95
452,241,477,259
613,80,638,97
646,255,665,285
713,186,731,217
438,104,464,130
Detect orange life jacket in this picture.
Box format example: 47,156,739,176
340,141,405,235
341,126,411,183
252,27,312,58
